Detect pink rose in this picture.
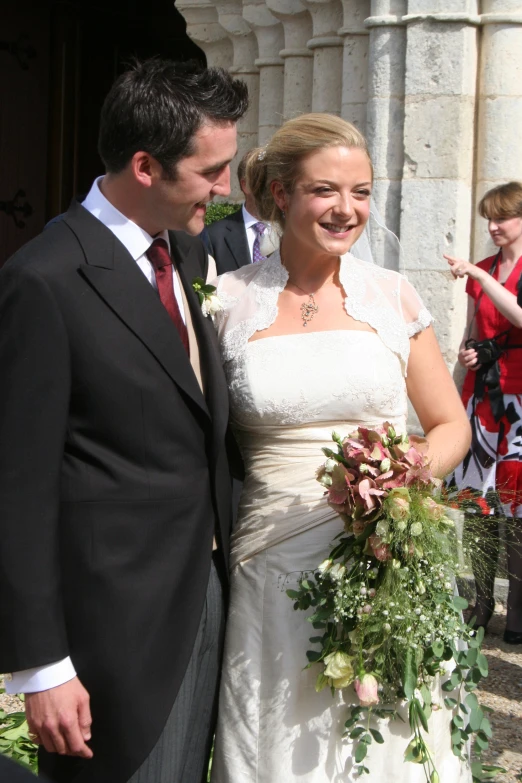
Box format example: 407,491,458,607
385,488,411,521
368,534,392,561
422,497,445,520
354,673,379,707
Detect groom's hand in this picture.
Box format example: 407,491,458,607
25,677,93,758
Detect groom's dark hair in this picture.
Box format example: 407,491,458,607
98,58,248,178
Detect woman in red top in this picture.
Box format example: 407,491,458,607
445,181,522,644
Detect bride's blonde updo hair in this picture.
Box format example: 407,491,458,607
245,113,372,228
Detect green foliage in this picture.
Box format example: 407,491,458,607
344,705,398,776
0,691,37,773
204,202,241,225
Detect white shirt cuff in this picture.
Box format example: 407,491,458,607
4,657,77,694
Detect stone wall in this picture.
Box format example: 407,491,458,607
177,0,522,369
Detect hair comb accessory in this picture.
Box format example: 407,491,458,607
257,148,267,161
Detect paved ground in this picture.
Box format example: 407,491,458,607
474,606,522,782
0,682,22,714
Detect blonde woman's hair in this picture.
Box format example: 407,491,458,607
245,113,372,227
478,181,522,220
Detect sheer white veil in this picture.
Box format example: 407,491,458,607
350,198,403,271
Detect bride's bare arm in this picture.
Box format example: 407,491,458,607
405,326,470,478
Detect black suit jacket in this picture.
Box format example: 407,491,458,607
206,207,251,274
0,201,235,783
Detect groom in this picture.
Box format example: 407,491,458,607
0,59,247,782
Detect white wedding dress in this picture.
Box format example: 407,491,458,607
211,252,471,783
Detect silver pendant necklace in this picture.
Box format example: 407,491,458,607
289,281,319,327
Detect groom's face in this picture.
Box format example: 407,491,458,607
154,121,238,235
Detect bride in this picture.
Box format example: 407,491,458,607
210,114,471,782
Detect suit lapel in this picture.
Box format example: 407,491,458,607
64,201,210,420
170,231,229,444
224,210,250,270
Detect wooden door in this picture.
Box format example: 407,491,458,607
1,0,203,266
47,0,205,217
0,1,50,265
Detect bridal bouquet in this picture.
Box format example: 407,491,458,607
288,424,502,783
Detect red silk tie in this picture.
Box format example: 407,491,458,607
146,238,190,356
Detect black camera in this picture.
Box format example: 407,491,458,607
465,338,503,365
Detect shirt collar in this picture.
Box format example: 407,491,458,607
82,176,169,260
242,204,261,229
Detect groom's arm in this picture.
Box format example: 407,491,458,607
0,262,92,757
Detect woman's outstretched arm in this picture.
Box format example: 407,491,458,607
445,254,522,329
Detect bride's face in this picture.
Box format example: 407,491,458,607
272,145,372,258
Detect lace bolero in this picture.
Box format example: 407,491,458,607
213,251,432,375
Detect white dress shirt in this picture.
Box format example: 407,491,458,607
242,204,262,263
5,177,189,695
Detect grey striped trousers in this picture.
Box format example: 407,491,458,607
128,558,225,783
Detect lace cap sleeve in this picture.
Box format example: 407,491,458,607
212,253,288,363
398,276,433,338
339,255,432,375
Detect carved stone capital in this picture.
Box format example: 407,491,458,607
177,0,233,67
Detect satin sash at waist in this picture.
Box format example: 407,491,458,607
230,418,405,568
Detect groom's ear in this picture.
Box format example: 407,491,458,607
130,151,157,189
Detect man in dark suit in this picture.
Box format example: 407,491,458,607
0,59,247,783
206,151,276,273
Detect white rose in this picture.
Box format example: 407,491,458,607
329,563,346,580
376,519,389,540
207,294,223,316
318,559,333,574
324,651,355,689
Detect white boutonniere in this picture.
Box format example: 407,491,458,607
192,277,223,317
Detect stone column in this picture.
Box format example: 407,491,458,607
473,1,522,261
177,0,233,68
362,0,413,417
302,0,344,114
267,0,314,118
243,0,285,145
398,2,480,369
215,0,260,200
364,1,407,253
339,0,370,131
